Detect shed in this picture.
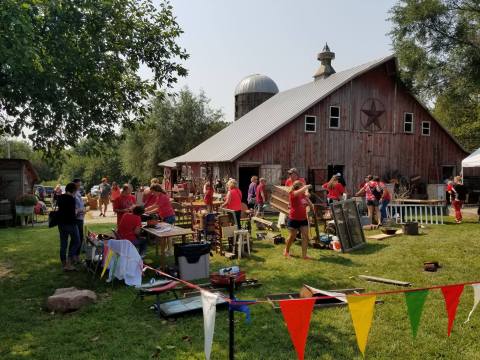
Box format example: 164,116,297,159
0,159,39,205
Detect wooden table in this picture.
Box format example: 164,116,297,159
142,223,195,269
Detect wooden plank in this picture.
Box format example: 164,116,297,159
366,233,396,240
358,275,412,287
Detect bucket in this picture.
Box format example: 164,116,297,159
403,222,419,235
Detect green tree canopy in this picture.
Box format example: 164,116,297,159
121,88,227,183
389,0,480,151
0,0,188,152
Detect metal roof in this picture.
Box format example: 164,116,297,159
158,156,182,168
234,74,279,96
174,55,396,164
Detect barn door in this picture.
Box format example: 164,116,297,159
260,164,282,185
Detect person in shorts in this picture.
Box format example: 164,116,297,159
98,177,111,217
356,175,381,226
284,181,314,260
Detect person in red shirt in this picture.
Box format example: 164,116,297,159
284,181,314,260
113,184,136,226
446,179,454,205
255,178,267,216
222,179,243,229
356,176,381,226
203,181,214,213
322,175,345,204
117,205,147,255
284,168,306,187
145,184,176,224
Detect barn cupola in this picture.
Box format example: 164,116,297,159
313,43,336,80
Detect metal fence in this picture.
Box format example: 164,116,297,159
387,203,445,225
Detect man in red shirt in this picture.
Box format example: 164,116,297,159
117,205,147,256
284,168,306,187
255,178,267,216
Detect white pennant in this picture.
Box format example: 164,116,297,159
201,290,218,360
465,284,480,323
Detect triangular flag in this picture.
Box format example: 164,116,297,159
229,299,254,324
201,290,218,360
347,295,376,356
465,284,480,323
404,290,429,338
441,285,464,336
279,298,316,360
100,249,113,279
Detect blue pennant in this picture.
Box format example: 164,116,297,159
229,299,255,324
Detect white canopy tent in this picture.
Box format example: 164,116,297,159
462,148,480,169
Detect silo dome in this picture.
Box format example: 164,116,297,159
234,74,279,96
234,74,279,120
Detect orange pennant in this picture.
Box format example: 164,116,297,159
441,285,464,336
279,298,316,360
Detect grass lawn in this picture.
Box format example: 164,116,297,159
1,218,480,359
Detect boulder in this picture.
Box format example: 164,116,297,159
47,287,97,313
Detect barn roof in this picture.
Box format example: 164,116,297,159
158,156,182,168
173,54,464,163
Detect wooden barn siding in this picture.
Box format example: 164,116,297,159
237,62,466,193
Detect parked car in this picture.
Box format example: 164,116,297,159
90,185,100,196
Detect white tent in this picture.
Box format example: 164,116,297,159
462,148,480,168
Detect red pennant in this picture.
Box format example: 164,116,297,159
441,285,464,336
279,298,316,360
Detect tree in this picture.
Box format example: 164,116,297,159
60,138,128,190
0,0,188,152
389,0,480,151
121,89,227,183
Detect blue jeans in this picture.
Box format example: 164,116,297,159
163,215,176,224
379,199,390,223
74,219,84,257
58,224,80,263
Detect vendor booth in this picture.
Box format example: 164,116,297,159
462,148,480,203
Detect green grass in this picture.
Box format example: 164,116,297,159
1,219,480,359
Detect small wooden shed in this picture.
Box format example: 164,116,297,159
0,159,39,206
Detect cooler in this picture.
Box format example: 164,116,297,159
174,243,211,281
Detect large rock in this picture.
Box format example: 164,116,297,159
47,287,97,313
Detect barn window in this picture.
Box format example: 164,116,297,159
404,112,414,133
421,121,431,136
304,115,316,133
329,106,340,128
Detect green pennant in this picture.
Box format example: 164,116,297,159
404,290,429,338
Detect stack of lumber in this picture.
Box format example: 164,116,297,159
270,185,289,214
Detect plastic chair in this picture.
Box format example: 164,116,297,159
233,229,251,259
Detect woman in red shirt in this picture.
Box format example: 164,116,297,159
322,176,345,204
222,179,243,229
284,181,314,259
113,184,136,226
117,205,147,256
145,184,176,224
110,182,121,203
203,181,214,213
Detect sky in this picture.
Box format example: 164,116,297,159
148,0,398,121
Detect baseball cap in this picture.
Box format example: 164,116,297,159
288,168,298,175
335,173,342,177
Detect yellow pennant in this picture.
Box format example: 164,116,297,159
347,295,376,356
100,250,113,279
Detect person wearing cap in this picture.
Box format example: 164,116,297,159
322,175,345,204
335,172,346,187
72,178,85,262
285,168,306,187
284,181,314,260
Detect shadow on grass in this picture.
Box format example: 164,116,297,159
349,242,389,255
319,254,359,267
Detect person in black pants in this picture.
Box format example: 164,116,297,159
72,178,85,263
57,182,80,271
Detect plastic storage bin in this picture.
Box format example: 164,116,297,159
174,243,211,281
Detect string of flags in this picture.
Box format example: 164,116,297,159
141,265,480,359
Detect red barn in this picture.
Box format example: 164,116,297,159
166,46,467,198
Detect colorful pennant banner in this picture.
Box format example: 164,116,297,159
143,266,480,359
279,298,316,360
405,290,429,338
